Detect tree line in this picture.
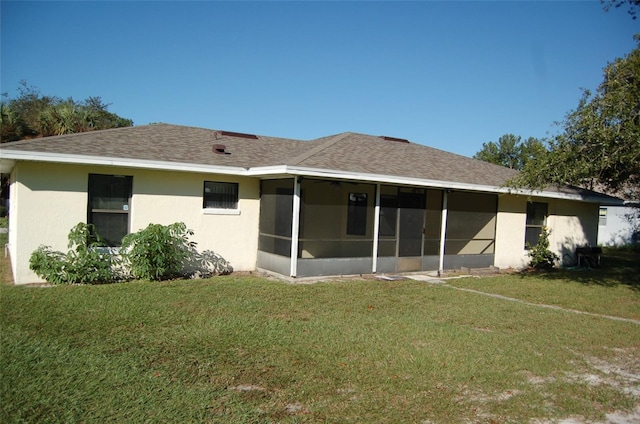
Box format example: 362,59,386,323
475,36,640,201
1,81,133,143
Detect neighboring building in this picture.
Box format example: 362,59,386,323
0,124,623,284
598,203,639,246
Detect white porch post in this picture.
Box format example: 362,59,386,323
372,183,381,273
289,177,301,278
438,190,449,275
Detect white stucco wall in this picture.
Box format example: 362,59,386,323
8,161,260,284
598,206,639,246
495,194,599,270
7,160,604,283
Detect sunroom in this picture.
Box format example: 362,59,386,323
256,177,498,278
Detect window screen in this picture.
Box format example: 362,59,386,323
88,174,132,247
525,202,548,248
203,181,238,209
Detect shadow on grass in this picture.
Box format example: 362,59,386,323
520,247,640,291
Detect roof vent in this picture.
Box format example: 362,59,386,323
379,135,409,143
219,130,258,139
213,144,230,155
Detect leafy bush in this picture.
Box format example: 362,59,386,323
526,226,559,270
29,223,120,284
120,222,196,281
30,221,231,284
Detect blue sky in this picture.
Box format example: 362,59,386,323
1,1,637,157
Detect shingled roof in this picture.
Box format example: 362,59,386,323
0,124,307,169
0,123,626,204
284,132,518,187
0,123,520,187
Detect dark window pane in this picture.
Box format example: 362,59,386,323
347,193,367,235
90,212,128,246
89,174,132,210
203,182,238,209
525,227,543,248
88,174,132,247
526,202,547,226
525,202,548,249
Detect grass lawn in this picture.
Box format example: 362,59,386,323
1,251,639,423
446,248,640,321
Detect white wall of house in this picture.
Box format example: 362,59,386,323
8,161,260,284
598,206,639,246
494,195,528,269
7,160,604,283
494,194,599,270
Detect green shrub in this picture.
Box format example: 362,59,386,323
29,223,120,284
120,222,195,281
526,226,560,270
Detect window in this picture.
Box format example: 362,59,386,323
88,174,132,247
347,193,367,235
525,202,548,248
599,208,607,226
203,181,238,210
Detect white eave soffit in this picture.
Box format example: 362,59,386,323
248,165,615,204
0,150,619,204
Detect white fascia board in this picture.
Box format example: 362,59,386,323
0,150,248,176
246,165,290,177
248,165,620,204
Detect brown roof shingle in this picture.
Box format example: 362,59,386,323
0,123,519,187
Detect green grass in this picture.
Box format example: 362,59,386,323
447,248,640,321
2,268,639,423
0,226,9,285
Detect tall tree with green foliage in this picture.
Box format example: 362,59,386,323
474,134,547,170
0,81,133,142
510,38,640,200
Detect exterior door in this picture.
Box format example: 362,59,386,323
397,192,425,271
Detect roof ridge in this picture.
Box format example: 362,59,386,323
285,132,353,166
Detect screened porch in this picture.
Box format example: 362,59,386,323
256,177,497,278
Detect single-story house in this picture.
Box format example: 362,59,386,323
0,124,623,284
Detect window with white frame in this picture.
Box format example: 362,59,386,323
203,181,238,211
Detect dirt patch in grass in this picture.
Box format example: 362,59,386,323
505,347,640,424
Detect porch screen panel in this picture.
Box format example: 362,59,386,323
378,193,398,257
258,179,294,256
445,192,497,255
298,179,375,258
398,190,426,257
424,189,443,255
